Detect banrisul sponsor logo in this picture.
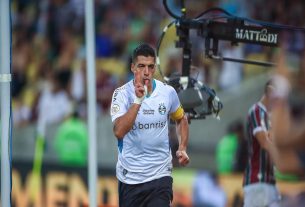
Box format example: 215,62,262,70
235,28,278,44
158,103,166,115
132,121,166,130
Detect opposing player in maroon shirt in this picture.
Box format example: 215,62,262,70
243,80,280,207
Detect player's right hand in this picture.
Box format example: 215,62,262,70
134,69,145,98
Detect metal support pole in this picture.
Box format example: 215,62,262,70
85,0,98,206
0,0,12,206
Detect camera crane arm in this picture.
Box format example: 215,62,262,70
160,0,305,77
157,0,305,120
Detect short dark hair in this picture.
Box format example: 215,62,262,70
264,79,274,94
132,43,156,63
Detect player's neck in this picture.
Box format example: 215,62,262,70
260,96,269,111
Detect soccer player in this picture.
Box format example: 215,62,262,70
243,80,280,207
110,43,190,207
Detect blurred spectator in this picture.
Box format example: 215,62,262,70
192,171,227,207
96,69,117,114
233,122,248,173
12,41,30,98
70,59,86,102
216,123,238,175
220,0,249,17
96,21,115,58
56,28,79,71
13,96,31,127
54,110,88,166
218,44,244,90
216,120,247,174
36,69,72,127
125,2,150,54
46,0,84,56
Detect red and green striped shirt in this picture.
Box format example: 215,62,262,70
243,102,275,186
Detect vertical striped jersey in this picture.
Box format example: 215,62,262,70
110,79,184,184
243,102,275,186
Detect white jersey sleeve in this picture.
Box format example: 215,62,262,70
168,85,184,121
168,86,181,113
110,86,128,122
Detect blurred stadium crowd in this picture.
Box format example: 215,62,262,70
11,0,305,129
12,0,169,128
6,0,305,206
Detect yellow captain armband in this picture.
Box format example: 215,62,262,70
170,106,184,121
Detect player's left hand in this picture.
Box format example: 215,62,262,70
176,150,190,166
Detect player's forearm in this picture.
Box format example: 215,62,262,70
271,146,304,174
272,101,305,148
113,104,141,139
278,122,305,149
177,115,189,151
272,100,291,146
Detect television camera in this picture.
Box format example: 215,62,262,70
157,0,305,120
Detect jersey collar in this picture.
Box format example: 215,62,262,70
146,79,156,98
258,101,267,113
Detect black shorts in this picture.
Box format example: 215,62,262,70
118,176,173,207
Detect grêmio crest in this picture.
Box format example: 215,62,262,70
158,103,166,115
